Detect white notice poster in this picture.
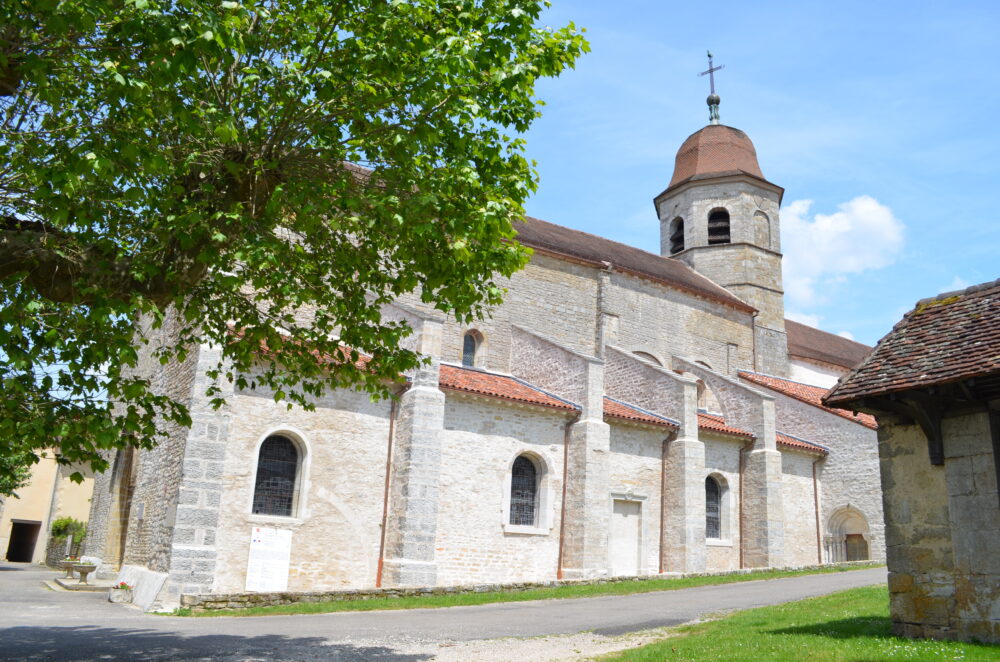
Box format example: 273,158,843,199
245,527,292,592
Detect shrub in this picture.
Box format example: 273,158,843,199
50,517,87,546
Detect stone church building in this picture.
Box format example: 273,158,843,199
84,110,886,611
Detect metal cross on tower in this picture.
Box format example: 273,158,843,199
699,50,724,94
699,50,724,124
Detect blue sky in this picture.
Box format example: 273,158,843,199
521,1,1000,346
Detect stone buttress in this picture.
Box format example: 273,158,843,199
674,357,785,567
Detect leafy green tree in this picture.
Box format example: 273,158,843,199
0,450,33,498
0,0,588,481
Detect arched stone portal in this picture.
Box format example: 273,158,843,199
825,506,870,562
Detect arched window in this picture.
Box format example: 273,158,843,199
462,330,483,367
707,208,730,245
509,455,539,526
705,476,721,539
669,217,685,254
252,435,300,517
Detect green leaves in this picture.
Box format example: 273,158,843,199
0,0,587,481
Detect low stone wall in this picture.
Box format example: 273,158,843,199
180,560,881,611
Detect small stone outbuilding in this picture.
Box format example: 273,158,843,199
825,279,1000,643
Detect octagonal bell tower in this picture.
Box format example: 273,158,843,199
654,94,788,376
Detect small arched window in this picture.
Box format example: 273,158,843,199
669,217,685,254
252,435,300,517
707,208,730,245
509,456,539,526
462,330,482,367
705,476,721,539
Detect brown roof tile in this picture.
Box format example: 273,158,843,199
604,397,679,428
697,412,754,439
776,431,829,455
439,365,578,411
739,371,877,430
666,125,770,189
785,319,872,369
825,279,1000,406
515,216,754,313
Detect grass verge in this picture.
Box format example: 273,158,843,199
173,563,882,617
599,584,998,661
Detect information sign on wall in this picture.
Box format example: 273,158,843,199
245,527,292,592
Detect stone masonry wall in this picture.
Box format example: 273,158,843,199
209,388,392,594
399,253,601,372
703,434,743,571
605,270,755,378
781,451,821,567
701,431,743,572
758,387,885,562
608,423,667,575
85,311,200,573
882,411,1000,643
436,395,569,584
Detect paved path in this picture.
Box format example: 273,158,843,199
0,561,886,661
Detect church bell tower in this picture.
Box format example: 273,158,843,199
654,55,789,376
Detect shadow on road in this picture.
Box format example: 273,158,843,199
0,625,432,661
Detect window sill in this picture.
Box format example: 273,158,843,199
248,514,304,526
502,524,550,536
706,538,733,547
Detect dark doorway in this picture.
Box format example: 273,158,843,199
845,533,869,561
5,520,42,562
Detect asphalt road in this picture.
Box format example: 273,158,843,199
0,561,887,661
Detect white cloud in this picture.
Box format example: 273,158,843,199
781,196,904,307
837,331,856,341
786,311,821,328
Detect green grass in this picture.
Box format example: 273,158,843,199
600,585,999,661
173,563,882,617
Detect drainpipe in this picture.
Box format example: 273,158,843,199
751,311,759,373
375,388,405,587
737,438,755,569
813,456,824,565
556,411,582,580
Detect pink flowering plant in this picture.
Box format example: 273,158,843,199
113,582,133,591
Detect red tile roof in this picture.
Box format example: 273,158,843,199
825,279,1000,406
514,217,755,313
438,365,578,411
738,371,877,430
785,319,872,370
698,412,826,454
777,432,828,455
697,412,754,439
666,124,769,190
603,397,679,429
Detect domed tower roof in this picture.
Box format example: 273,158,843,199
667,124,770,189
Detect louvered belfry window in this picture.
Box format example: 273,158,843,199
509,456,538,526
707,209,731,245
252,436,299,517
705,476,721,539
669,217,685,254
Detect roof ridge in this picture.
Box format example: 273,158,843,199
739,370,827,391
913,278,1000,308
